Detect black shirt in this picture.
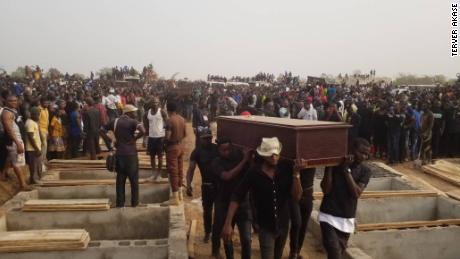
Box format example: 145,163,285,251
83,107,101,136
190,144,218,184
212,148,248,204
231,160,294,234
319,163,371,218
105,116,139,156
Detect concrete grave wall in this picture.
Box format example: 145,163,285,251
0,205,188,259
36,183,170,205
351,226,460,259
356,196,438,224
356,196,460,224
58,169,153,180
313,177,419,192
0,240,169,259
6,207,169,240
437,196,460,218
309,197,460,259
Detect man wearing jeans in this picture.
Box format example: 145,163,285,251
222,137,303,259
102,104,145,207
318,138,371,259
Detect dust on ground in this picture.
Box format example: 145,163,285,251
182,122,326,259
1,121,459,258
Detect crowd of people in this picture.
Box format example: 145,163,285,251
1,69,460,259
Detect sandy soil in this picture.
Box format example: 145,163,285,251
1,121,459,259
182,122,326,259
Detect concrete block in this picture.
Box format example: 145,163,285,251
351,226,460,259
36,183,170,206
6,207,169,240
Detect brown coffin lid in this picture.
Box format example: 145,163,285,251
217,116,351,130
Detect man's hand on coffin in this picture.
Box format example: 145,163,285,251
186,185,193,197
293,159,304,173
342,155,354,171
242,147,254,162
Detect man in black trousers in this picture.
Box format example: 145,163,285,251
288,168,315,259
101,104,145,207
186,127,218,243
318,138,371,259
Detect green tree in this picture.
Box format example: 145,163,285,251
11,66,27,79
97,67,113,80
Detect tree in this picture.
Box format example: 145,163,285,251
46,68,62,80
352,69,362,76
394,74,448,85
72,73,86,80
97,67,113,80
11,66,27,79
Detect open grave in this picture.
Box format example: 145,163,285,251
313,162,432,200
313,175,420,193
2,182,170,211
309,196,460,259
0,205,187,259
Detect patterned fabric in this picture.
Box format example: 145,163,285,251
48,136,66,152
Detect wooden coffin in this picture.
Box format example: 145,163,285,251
217,116,350,168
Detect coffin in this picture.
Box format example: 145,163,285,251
217,116,351,168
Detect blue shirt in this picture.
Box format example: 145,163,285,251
413,110,421,130
69,111,81,136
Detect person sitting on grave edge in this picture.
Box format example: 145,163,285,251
318,138,372,259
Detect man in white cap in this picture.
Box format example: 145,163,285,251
101,104,145,207
222,137,303,259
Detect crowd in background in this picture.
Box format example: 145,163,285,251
0,69,459,186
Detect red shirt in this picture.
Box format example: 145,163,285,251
94,103,108,125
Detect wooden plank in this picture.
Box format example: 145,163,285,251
187,220,197,259
313,191,438,200
446,190,460,201
23,199,110,212
48,159,152,169
22,207,109,212
25,199,109,206
357,219,460,231
39,178,153,187
434,160,460,173
422,166,460,186
0,229,90,252
425,165,460,180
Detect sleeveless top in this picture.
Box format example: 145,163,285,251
147,108,165,138
3,107,23,146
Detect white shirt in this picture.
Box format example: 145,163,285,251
103,94,119,110
147,108,165,138
297,106,318,121
318,211,355,233
248,94,257,108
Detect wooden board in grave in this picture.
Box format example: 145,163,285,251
217,116,350,168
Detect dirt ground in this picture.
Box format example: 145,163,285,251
1,121,459,258
182,122,326,259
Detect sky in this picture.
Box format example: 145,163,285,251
0,0,458,80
